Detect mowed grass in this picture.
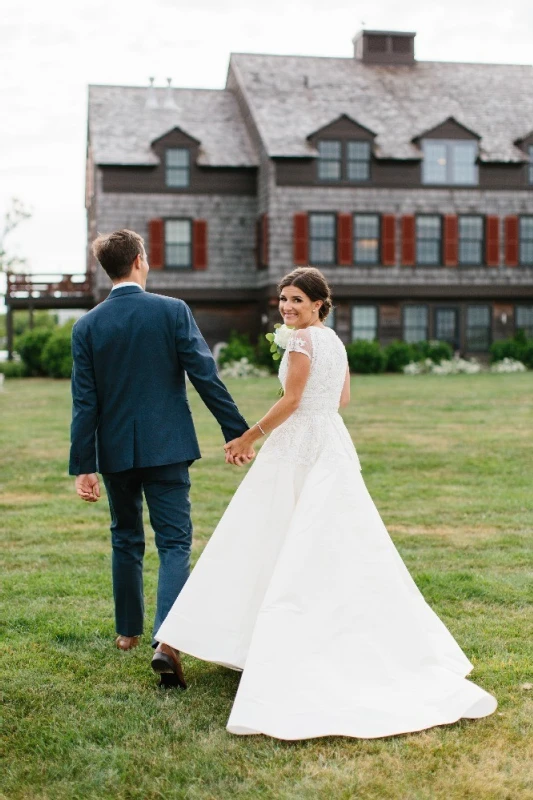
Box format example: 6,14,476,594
1,374,532,800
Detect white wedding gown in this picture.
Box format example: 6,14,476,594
156,326,497,740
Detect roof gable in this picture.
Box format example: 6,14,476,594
307,113,376,141
151,126,201,148
414,116,480,142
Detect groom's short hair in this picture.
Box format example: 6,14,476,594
92,229,145,280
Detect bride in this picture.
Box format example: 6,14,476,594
155,267,497,740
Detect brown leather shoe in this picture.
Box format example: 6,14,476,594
116,635,140,651
151,643,187,689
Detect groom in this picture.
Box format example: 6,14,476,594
69,229,253,687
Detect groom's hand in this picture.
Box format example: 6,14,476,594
75,473,101,502
224,437,255,467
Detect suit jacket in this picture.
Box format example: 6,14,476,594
69,285,249,475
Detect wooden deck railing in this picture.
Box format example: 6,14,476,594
6,272,93,300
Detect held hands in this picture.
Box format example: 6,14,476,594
75,473,101,502
224,435,256,467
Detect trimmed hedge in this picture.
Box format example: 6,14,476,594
15,328,54,376
41,324,74,378
346,340,386,374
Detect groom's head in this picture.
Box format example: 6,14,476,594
92,229,148,283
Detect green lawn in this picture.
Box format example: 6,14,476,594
1,374,532,800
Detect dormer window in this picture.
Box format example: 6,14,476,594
317,141,342,180
165,148,190,188
317,139,371,183
347,141,371,181
422,140,478,185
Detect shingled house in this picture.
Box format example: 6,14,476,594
86,29,533,353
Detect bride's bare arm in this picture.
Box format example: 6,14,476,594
339,365,350,408
224,350,311,461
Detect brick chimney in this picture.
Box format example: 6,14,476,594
353,30,416,65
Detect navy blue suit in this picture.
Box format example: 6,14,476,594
69,284,249,640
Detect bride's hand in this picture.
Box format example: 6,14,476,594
224,436,255,467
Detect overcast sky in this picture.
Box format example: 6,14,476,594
1,0,532,301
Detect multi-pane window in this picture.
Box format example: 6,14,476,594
422,140,478,185
347,141,371,181
416,216,442,265
516,305,533,337
352,306,378,341
317,139,371,182
309,213,336,265
466,305,491,351
317,141,342,181
403,305,428,343
165,219,191,268
519,216,533,266
459,216,484,265
435,307,459,350
529,146,533,185
353,214,380,264
165,148,189,187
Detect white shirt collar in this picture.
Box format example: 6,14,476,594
110,282,143,291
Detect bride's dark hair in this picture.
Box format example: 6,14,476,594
278,267,333,322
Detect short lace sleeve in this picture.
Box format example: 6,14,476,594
287,328,313,360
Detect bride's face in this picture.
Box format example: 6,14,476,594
279,284,321,328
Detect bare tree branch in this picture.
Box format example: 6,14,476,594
0,197,32,273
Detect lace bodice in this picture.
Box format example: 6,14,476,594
259,327,361,469
278,327,346,413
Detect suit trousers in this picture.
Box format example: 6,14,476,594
102,462,192,644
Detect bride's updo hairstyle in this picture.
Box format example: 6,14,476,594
278,267,333,322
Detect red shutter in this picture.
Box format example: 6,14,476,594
504,215,518,267
337,213,353,266
486,215,500,267
443,214,458,267
401,215,416,266
261,213,269,267
192,219,208,270
293,213,309,265
381,214,396,266
149,219,164,269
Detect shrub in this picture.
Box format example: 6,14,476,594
41,323,74,378
384,341,415,373
411,340,453,363
346,340,386,374
255,333,280,374
0,361,29,378
490,332,533,367
218,331,256,368
16,328,54,375
218,357,269,379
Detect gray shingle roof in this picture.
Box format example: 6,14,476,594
88,85,258,167
229,54,533,163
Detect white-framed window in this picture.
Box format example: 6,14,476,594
352,305,378,341
309,213,336,265
165,148,190,188
403,305,428,343
354,214,380,264
165,219,192,268
422,139,478,185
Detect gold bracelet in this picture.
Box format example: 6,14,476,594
256,422,266,436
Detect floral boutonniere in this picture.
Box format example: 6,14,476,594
265,323,293,363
